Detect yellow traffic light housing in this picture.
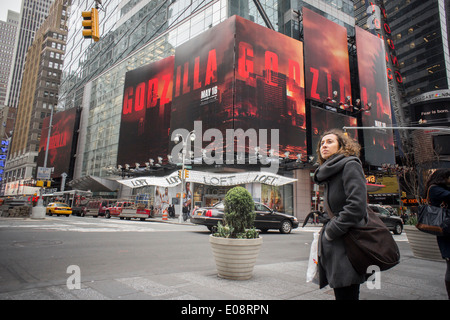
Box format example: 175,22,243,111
178,170,182,179
36,180,44,187
82,8,99,42
184,170,189,179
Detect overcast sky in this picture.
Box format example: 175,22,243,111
0,0,22,22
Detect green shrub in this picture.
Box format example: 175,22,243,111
220,186,257,238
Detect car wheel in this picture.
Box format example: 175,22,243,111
207,225,218,233
280,220,292,234
393,223,402,235
105,211,111,219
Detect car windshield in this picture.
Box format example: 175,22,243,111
212,202,224,209
55,203,69,207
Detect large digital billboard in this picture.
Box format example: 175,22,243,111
356,26,395,166
234,15,306,158
170,17,236,142
117,56,174,166
303,7,352,105
169,15,306,160
37,107,79,177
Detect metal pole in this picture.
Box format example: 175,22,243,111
43,106,54,168
178,144,185,223
32,106,53,218
343,126,450,132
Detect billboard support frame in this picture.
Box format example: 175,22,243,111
343,126,450,133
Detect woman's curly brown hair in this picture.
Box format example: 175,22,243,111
316,129,361,165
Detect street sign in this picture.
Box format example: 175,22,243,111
37,167,52,180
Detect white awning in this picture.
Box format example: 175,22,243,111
118,170,297,188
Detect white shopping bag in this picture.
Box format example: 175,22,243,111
306,232,319,284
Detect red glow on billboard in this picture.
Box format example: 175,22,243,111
303,7,352,105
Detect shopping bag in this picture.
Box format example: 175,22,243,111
306,232,320,284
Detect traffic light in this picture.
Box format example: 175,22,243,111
81,8,99,42
184,170,189,179
178,170,182,179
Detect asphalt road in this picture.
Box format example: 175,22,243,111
0,215,316,287
0,215,446,303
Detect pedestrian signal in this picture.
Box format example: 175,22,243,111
81,8,99,42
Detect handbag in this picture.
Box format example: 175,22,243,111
344,206,400,275
416,186,450,236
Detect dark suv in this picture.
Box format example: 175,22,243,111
369,204,403,235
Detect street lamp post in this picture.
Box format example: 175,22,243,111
31,106,54,219
174,130,195,223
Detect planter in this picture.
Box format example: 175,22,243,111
404,225,442,261
209,234,263,280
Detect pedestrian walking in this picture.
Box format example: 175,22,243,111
313,129,368,300
423,169,450,299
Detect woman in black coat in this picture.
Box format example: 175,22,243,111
313,129,368,300
424,169,450,299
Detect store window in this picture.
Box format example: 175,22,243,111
261,184,293,215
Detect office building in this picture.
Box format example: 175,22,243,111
4,0,69,194
6,0,54,109
0,11,19,107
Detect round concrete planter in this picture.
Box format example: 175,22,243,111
404,225,442,261
209,234,263,280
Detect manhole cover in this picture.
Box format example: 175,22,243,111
12,240,63,248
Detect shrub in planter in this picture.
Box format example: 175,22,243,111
219,186,258,239
209,186,262,280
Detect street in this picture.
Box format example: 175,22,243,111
0,215,447,302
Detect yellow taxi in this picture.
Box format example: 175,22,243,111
46,202,72,216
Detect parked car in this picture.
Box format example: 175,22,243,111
369,204,403,235
46,202,72,216
190,201,299,234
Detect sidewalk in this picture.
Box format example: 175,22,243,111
2,239,445,301
140,217,449,299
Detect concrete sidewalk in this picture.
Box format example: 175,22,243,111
122,216,449,300
1,247,446,300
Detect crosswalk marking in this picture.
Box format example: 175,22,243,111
0,217,187,233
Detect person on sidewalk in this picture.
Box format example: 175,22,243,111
424,169,450,299
168,204,175,218
313,129,367,300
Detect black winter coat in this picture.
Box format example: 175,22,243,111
429,185,450,258
313,154,367,288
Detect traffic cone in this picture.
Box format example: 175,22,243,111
162,210,168,221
